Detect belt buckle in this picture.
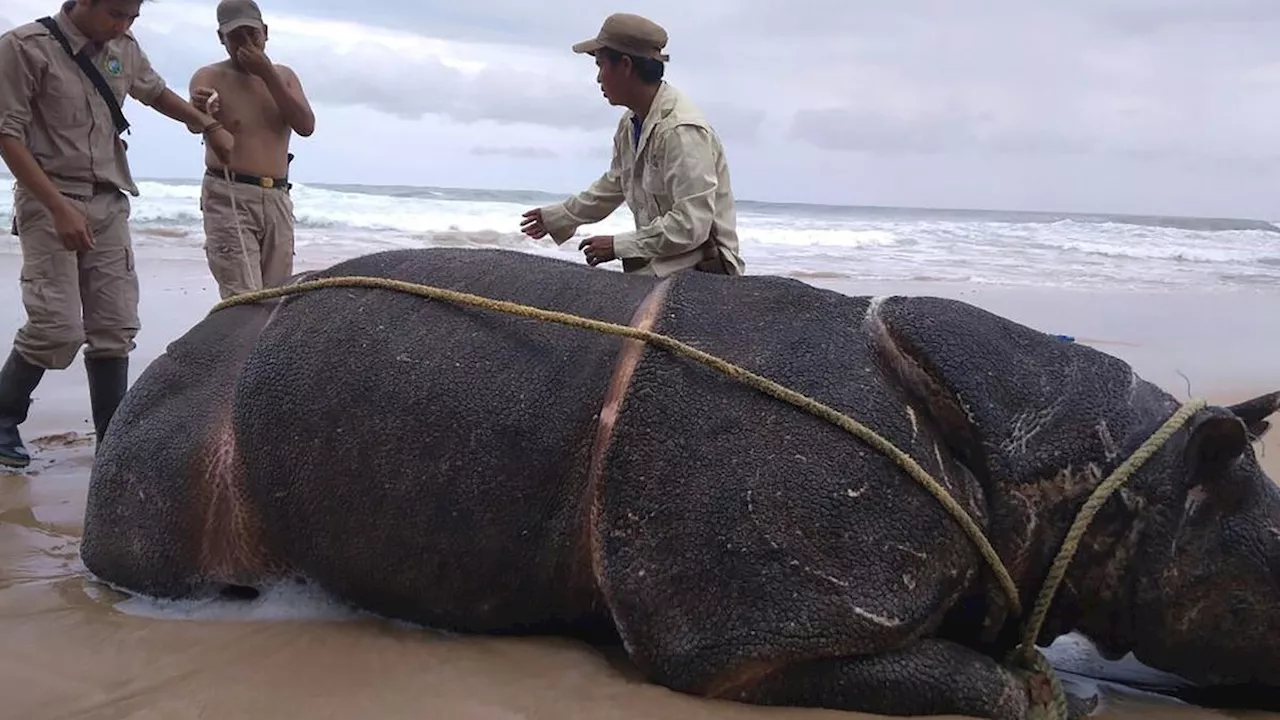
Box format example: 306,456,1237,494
259,177,275,189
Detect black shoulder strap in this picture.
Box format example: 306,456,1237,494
36,16,130,135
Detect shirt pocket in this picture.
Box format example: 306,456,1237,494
39,69,90,126
640,157,670,213
641,162,666,194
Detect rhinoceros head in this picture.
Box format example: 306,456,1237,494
1119,391,1280,688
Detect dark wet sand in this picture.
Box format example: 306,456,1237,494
0,252,1277,720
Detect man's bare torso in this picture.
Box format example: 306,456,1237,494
200,59,292,178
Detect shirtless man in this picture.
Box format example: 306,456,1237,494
188,0,314,299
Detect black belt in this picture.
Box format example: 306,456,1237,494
61,182,119,202
206,167,291,190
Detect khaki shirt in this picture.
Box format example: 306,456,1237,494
539,81,745,277
0,9,167,199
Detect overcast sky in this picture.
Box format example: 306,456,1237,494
3,0,1279,217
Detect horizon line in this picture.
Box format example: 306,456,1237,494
2,172,1276,227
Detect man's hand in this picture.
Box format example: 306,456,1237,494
520,208,549,239
578,235,616,267
206,126,235,166
52,200,93,251
191,86,221,116
236,45,274,78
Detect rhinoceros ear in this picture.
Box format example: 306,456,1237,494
1185,414,1250,477
1227,391,1280,440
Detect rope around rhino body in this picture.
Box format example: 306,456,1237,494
210,275,1209,719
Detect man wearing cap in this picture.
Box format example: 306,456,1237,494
189,0,315,299
0,0,235,468
520,13,744,277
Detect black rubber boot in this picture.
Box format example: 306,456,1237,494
85,356,129,447
0,349,47,469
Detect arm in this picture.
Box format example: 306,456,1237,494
128,43,217,132
260,64,315,137
188,65,215,112
539,129,627,244
612,124,718,260
0,35,71,215
150,88,219,133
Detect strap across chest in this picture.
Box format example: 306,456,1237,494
35,16,130,135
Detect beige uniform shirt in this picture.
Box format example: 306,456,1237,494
0,9,167,199
539,81,746,277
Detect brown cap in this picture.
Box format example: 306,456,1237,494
217,0,264,34
572,13,669,62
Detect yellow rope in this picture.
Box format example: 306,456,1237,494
210,275,1207,720
212,275,1025,611
1011,397,1207,666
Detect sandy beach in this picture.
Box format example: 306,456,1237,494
0,249,1277,720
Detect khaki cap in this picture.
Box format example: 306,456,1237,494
217,0,265,34
572,13,669,62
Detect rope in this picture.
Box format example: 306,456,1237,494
222,163,258,291
223,164,255,286
1011,397,1207,665
209,275,1206,719
206,90,257,289
213,275,1025,612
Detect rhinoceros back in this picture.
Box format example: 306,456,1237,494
231,248,662,635
875,295,1178,488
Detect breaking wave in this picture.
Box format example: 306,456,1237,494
2,178,1277,291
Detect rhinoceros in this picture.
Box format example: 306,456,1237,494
81,248,1280,720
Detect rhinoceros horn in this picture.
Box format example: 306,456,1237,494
1227,390,1280,439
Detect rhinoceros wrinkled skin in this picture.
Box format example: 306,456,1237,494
81,248,1280,720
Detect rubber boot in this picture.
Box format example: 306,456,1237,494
0,349,47,469
85,356,129,448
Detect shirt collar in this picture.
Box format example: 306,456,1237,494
55,5,93,55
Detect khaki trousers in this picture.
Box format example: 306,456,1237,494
200,173,295,300
10,186,139,370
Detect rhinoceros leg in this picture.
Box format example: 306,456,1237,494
722,638,1034,720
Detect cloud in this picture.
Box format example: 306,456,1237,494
121,5,616,132
470,146,558,159
299,59,614,131
761,1,1280,165
3,0,1280,216
118,1,770,143
115,0,766,137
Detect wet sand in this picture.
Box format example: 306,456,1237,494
0,251,1277,720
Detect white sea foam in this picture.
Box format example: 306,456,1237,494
94,578,368,624
2,179,1278,290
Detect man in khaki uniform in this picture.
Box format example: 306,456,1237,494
0,0,234,468
189,0,316,300
520,13,745,277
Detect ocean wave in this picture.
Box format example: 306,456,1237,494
3,178,1279,292
1052,239,1268,264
